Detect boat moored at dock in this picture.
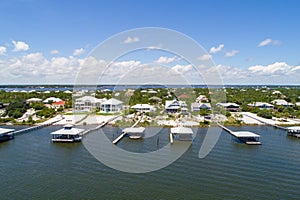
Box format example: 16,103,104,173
50,124,84,143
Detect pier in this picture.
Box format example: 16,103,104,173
81,115,121,136
218,123,261,145
112,114,144,144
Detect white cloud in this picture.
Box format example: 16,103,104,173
123,36,140,44
209,44,224,54
155,56,179,64
50,49,59,55
197,54,212,61
248,62,299,75
171,64,193,74
0,46,6,55
258,38,280,47
73,48,85,56
225,50,239,57
12,40,29,51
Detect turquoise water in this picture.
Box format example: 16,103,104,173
1,125,300,199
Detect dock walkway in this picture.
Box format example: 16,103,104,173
112,114,144,144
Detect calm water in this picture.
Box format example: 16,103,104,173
1,125,300,199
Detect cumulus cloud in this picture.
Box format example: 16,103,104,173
155,56,179,64
225,50,239,57
12,40,29,51
123,36,140,44
209,44,224,54
197,54,212,61
50,49,59,55
73,48,85,56
258,38,280,47
248,62,299,75
0,46,6,55
171,64,193,74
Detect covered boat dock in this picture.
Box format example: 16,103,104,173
0,128,15,142
170,126,193,143
286,126,300,138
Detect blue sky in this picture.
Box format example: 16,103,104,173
0,0,300,85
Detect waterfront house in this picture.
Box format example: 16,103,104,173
271,99,294,108
131,104,156,113
191,102,211,112
247,102,274,110
216,103,240,112
74,96,106,112
165,99,188,114
100,98,123,113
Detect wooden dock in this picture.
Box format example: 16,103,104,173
218,123,261,145
112,113,144,145
112,132,127,144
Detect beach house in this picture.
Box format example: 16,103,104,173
216,103,240,112
74,96,106,112
191,102,211,112
247,102,274,110
100,98,123,113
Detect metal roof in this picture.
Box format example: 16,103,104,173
171,127,193,134
123,127,145,133
231,131,260,138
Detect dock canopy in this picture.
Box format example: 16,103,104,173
0,128,15,136
123,127,145,133
231,131,260,138
171,127,193,141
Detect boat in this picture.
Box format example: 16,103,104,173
50,124,84,143
0,128,15,142
286,126,300,138
123,127,145,139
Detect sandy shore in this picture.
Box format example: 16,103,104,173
53,114,121,125
239,112,300,126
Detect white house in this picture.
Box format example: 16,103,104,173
271,99,294,107
131,104,156,113
74,96,106,112
247,102,274,110
191,102,211,112
216,103,240,112
100,98,123,113
43,97,62,103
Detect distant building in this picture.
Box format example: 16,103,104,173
271,99,294,108
26,98,42,103
178,93,190,99
217,103,240,112
74,96,106,112
196,95,209,102
43,97,62,103
247,102,274,110
131,104,156,113
100,98,123,113
191,102,211,112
